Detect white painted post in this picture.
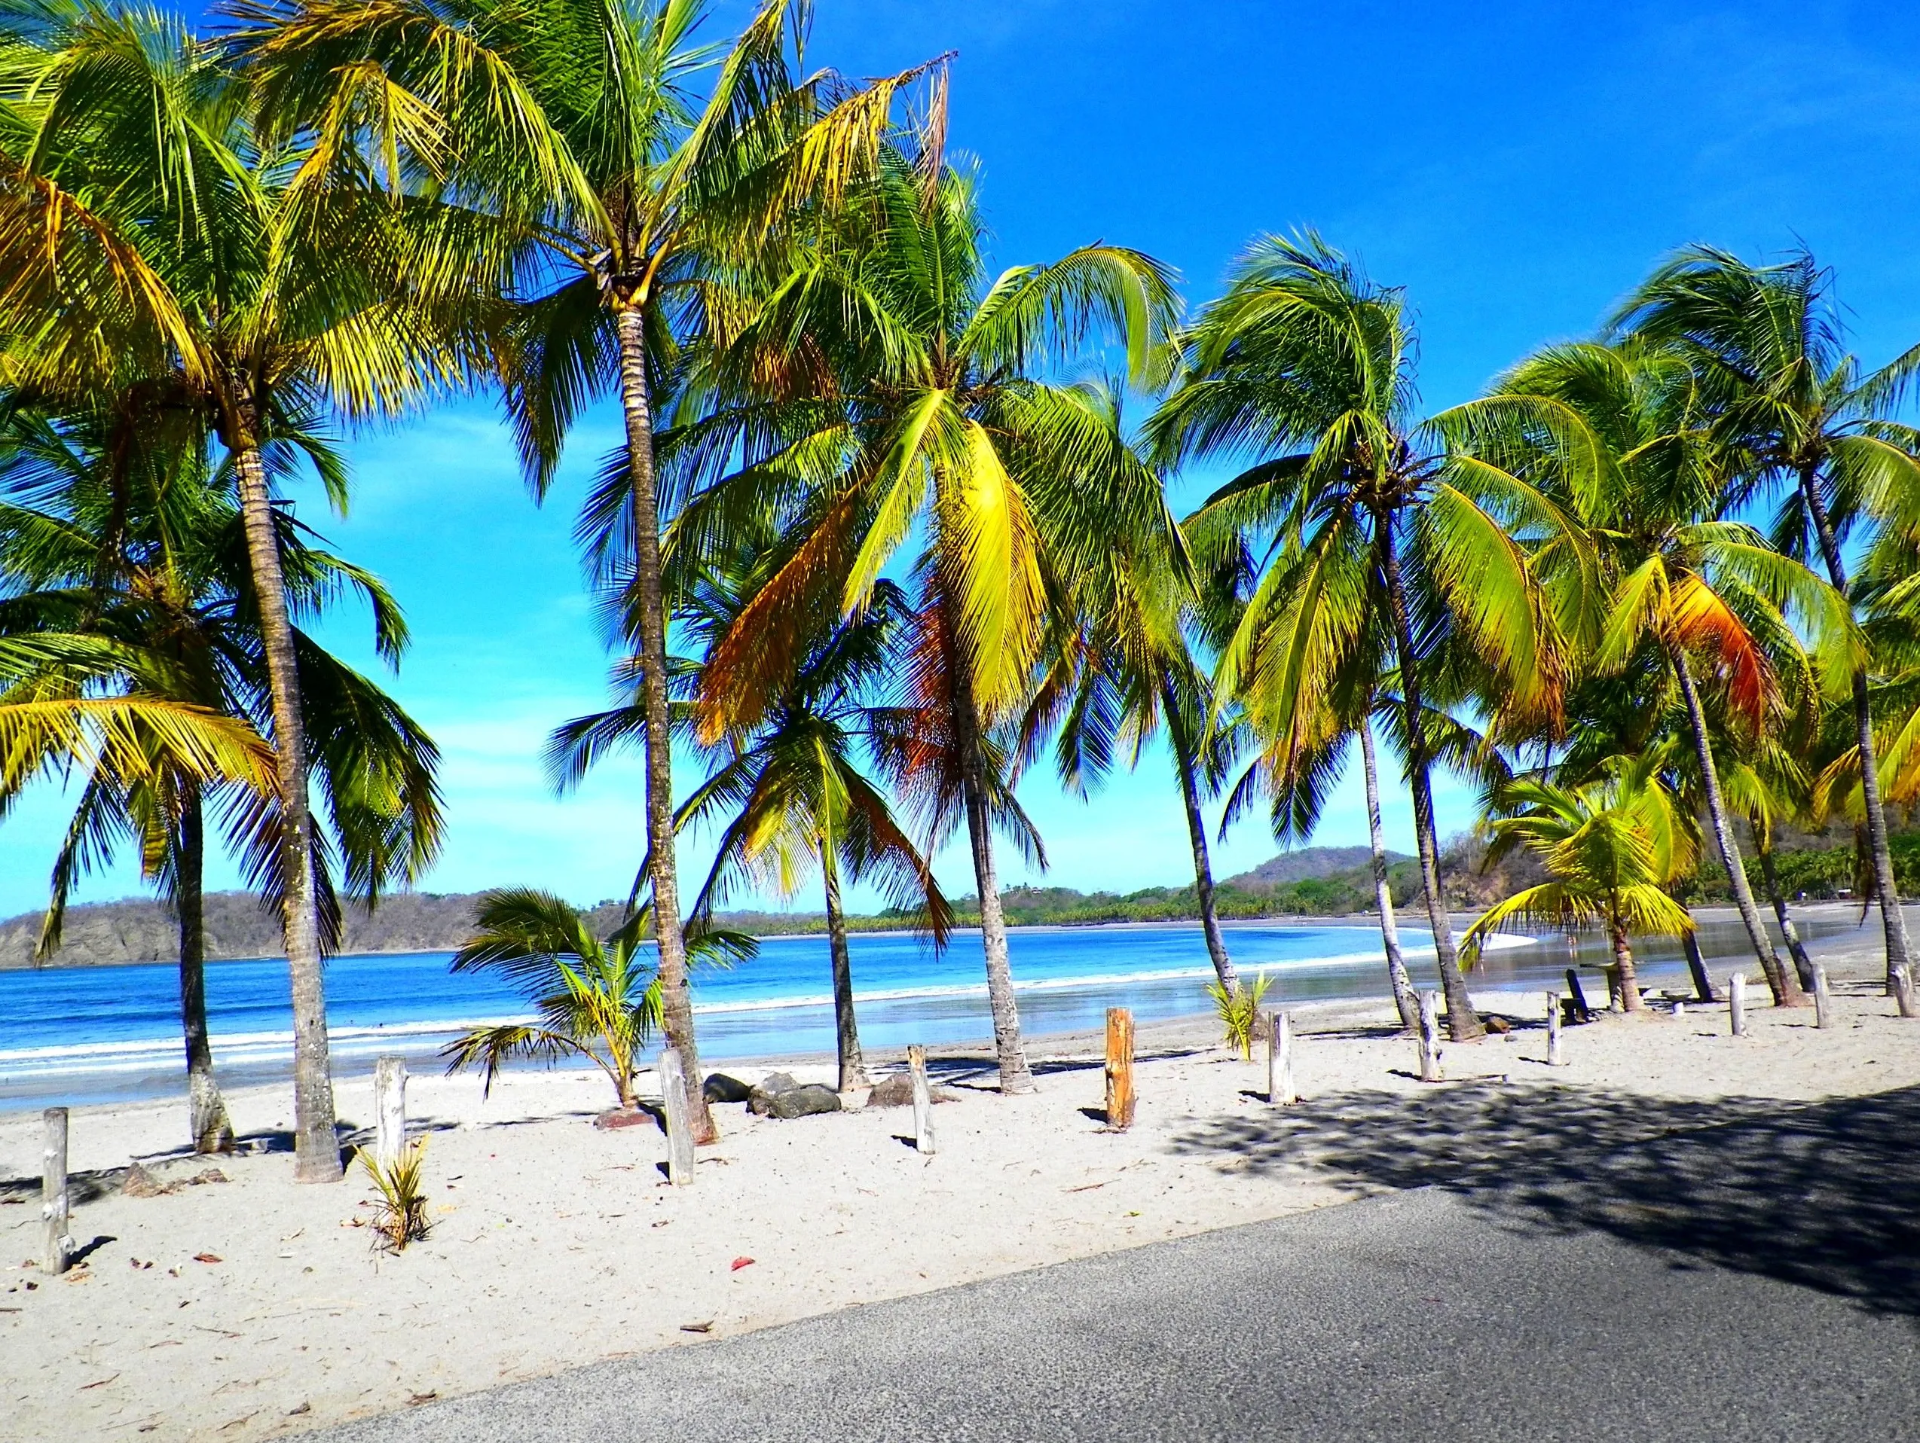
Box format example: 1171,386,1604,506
908,1045,934,1156
41,1107,69,1276
659,1048,695,1187
1894,964,1919,1020
1729,972,1748,1037
1417,992,1443,1083
1813,967,1832,1031
1267,1011,1295,1106
1546,992,1563,1068
373,1056,408,1170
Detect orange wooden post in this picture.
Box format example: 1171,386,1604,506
1105,1008,1135,1130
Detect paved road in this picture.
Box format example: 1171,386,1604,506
317,1085,1920,1443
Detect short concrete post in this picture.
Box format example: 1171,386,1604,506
1894,964,1919,1019
1545,992,1563,1068
907,1045,934,1156
658,1048,695,1187
1729,972,1748,1037
41,1107,70,1276
1267,1010,1295,1106
1104,1008,1136,1129
1813,967,1833,1031
373,1056,408,1170
1417,991,1443,1083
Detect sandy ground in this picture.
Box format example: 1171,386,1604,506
3,933,1918,1443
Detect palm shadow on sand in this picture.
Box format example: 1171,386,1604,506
1171,1080,1920,1319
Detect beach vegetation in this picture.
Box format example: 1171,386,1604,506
359,1138,432,1253
1206,970,1272,1060
441,887,755,1110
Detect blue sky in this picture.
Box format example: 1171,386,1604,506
7,0,1920,918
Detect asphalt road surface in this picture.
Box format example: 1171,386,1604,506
315,1084,1920,1442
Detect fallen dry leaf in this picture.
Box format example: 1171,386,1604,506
679,1320,714,1334
192,1253,222,1265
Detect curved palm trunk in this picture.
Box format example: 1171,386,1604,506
1754,828,1817,990
821,848,868,1093
1359,713,1421,1032
176,785,233,1153
1378,513,1482,1041
1166,691,1236,996
1667,639,1803,1005
232,440,339,1181
1799,465,1912,990
1681,920,1718,1003
1606,908,1644,1013
951,674,1035,1095
615,303,715,1144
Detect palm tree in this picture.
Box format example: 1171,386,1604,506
1462,756,1697,1012
1153,234,1572,1043
3,3,481,1179
235,0,933,1143
1013,384,1241,997
550,539,950,1094
1611,248,1920,989
0,396,443,1149
443,889,753,1110
1458,340,1859,1005
685,155,1178,1093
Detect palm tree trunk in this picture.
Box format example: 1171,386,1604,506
951,671,1035,1095
1377,512,1482,1041
1359,711,1421,1032
1681,918,1718,1003
821,847,868,1093
1166,689,1236,995
1754,826,1817,990
1666,638,1804,1005
1799,465,1911,990
1607,909,1643,1012
176,784,233,1154
614,303,715,1144
231,439,339,1182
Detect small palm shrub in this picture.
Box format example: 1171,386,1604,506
441,889,756,1109
360,1139,430,1253
1206,972,1274,1060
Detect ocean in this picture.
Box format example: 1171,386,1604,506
0,911,1867,1110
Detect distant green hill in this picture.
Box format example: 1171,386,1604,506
6,835,1909,968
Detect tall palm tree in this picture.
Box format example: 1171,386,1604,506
1458,340,1861,1005
0,395,443,1149
1611,248,1920,988
235,0,930,1141
686,156,1178,1093
3,2,480,1179
550,539,950,1094
1013,384,1241,997
1152,235,1571,1042
1462,755,1696,1012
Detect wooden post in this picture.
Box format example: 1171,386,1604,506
658,1048,695,1187
1545,992,1563,1067
41,1107,69,1276
1416,991,1443,1082
373,1056,408,1170
907,1045,934,1156
1564,968,1592,1023
1894,964,1919,1020
1104,1008,1136,1130
1266,1011,1295,1106
1729,971,1748,1037
1813,967,1832,1030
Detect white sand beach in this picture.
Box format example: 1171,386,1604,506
4,939,1917,1443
